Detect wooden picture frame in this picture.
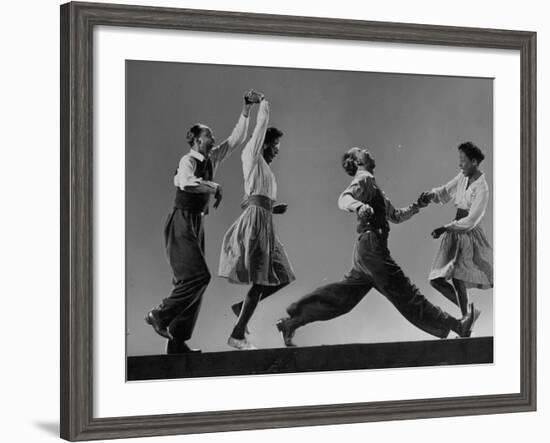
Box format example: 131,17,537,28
60,1,536,440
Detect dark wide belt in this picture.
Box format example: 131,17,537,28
246,194,274,211
455,208,469,220
357,222,389,237
364,228,387,236
174,189,210,214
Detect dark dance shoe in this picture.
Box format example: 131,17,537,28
276,318,297,347
231,302,250,335
461,306,481,338
456,303,476,338
145,309,173,340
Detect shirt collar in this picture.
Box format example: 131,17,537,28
462,171,486,185
475,172,487,187
188,149,205,162
355,169,375,179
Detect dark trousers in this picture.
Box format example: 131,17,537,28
287,231,455,339
156,208,211,345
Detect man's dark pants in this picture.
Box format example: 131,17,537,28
156,208,211,352
287,230,455,338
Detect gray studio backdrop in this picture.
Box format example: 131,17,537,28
126,60,493,356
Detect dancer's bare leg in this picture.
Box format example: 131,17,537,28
452,278,469,317
231,285,262,340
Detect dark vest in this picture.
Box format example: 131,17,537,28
174,156,213,214
355,178,390,235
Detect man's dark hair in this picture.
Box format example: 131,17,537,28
264,127,284,146
458,141,485,164
186,124,204,147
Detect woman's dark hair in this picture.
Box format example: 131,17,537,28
342,151,358,176
186,124,204,147
264,127,284,146
458,141,485,164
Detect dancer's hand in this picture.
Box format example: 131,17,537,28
244,89,254,104
251,90,265,102
273,204,288,214
417,191,433,208
431,226,446,239
357,204,374,219
244,89,264,104
213,185,223,209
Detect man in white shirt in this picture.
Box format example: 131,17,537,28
145,90,262,354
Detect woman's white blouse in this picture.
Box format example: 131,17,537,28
241,100,277,200
431,172,489,232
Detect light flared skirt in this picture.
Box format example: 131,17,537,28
218,205,296,286
429,225,493,289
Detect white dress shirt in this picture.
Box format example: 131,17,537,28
431,172,489,232
174,112,249,191
241,100,277,200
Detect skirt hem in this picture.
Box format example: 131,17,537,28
218,274,296,286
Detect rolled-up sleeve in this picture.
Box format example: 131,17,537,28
431,173,461,204
445,184,489,231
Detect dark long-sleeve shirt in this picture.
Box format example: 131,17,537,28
338,170,419,234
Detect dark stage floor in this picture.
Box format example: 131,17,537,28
127,337,493,381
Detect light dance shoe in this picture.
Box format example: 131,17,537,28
227,336,257,350
166,339,201,354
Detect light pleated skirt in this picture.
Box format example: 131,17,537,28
218,205,296,286
429,225,493,289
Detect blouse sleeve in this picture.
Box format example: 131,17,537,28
209,112,250,168
431,173,461,204
445,183,489,231
241,100,270,165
